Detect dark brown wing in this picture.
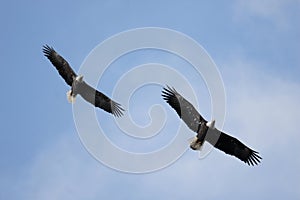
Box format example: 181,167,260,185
162,86,261,166
42,45,77,86
75,80,124,117
205,129,262,166
162,86,207,133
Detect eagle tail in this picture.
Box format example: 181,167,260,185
189,137,204,151
66,90,76,103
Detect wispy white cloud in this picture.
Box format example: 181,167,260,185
15,133,110,200
233,0,299,28
221,58,300,147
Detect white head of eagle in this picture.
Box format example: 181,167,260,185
206,120,215,129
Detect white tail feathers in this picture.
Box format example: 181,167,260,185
190,137,204,151
66,90,76,103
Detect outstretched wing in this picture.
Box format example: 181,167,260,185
162,86,207,133
162,86,261,166
43,45,77,86
76,80,124,117
205,129,262,166
95,89,124,117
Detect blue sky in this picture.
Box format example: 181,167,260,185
1,0,300,199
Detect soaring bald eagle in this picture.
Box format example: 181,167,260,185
43,45,124,117
162,86,262,166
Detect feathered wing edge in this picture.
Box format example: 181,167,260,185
161,86,182,117
245,149,262,166
96,90,124,117
110,100,124,117
161,85,207,132
209,131,262,166
83,83,124,117
42,45,77,86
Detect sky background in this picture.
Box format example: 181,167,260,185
1,0,300,199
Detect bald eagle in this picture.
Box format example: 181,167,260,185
43,45,124,117
162,86,262,166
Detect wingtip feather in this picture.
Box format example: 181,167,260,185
111,102,125,117
246,150,262,166
42,44,55,57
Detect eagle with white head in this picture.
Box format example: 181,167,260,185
162,86,262,166
43,45,124,117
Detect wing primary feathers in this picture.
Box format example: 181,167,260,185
162,85,262,166
248,151,262,166
161,86,181,117
94,89,124,117
73,80,124,117
42,45,77,86
209,131,262,166
162,85,207,133
245,149,262,166
111,101,125,117
248,157,254,166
